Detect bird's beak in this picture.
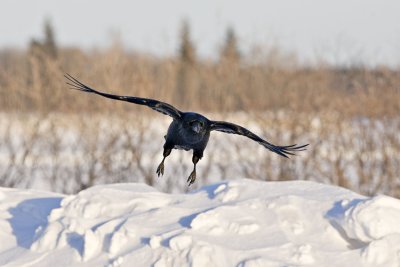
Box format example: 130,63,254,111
192,123,201,133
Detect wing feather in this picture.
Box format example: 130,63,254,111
65,74,182,120
210,121,308,158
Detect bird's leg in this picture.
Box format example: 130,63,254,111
187,155,200,186
157,148,171,177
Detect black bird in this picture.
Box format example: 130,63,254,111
65,74,308,185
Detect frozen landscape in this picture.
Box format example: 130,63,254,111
1,1,399,266
0,179,399,267
1,113,399,196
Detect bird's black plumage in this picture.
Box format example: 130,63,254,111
66,74,182,119
65,74,308,185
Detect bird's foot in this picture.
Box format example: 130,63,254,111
156,161,164,177
187,170,196,186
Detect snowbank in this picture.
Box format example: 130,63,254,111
0,179,399,267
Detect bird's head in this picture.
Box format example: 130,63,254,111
183,113,209,135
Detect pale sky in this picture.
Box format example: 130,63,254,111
1,0,400,67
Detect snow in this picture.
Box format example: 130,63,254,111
0,179,399,267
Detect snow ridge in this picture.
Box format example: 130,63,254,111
0,179,399,267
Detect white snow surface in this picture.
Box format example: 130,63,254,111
0,179,399,267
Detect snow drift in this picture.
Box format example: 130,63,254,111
0,179,399,267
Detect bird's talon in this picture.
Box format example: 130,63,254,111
156,162,164,177
187,170,196,186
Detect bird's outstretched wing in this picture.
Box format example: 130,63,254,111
210,121,308,158
65,74,182,120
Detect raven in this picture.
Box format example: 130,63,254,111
65,74,308,185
